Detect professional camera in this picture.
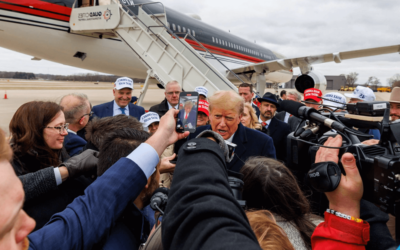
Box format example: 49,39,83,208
282,100,400,217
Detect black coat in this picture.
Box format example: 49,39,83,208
149,98,169,117
12,148,91,231
260,117,291,163
275,110,288,122
181,123,276,173
162,138,261,250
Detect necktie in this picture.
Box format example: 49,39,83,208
185,113,188,119
119,107,126,115
262,122,268,128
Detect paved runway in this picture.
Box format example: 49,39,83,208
0,79,392,135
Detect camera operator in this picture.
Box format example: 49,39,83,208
162,133,371,250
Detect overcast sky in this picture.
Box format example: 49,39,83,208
1,0,399,84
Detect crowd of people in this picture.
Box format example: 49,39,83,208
1,76,400,250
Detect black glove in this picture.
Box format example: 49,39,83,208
60,149,99,179
196,130,234,163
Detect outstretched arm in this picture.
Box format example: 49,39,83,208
29,109,189,250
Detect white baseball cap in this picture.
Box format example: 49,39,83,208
114,77,134,90
323,92,346,110
195,86,208,98
344,86,376,102
140,112,160,128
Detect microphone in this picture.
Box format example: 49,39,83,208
150,187,169,214
280,100,347,132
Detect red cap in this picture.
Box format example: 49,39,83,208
198,100,209,116
304,88,322,102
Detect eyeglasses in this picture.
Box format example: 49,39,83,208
80,111,94,119
45,123,69,134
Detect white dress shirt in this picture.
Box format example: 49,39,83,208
113,100,129,116
284,112,290,123
226,133,235,143
167,102,179,110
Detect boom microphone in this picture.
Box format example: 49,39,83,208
150,187,169,214
280,100,347,132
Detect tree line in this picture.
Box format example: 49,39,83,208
0,71,144,82
340,72,400,90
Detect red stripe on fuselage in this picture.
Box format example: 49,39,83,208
0,1,266,63
0,0,71,21
185,39,264,63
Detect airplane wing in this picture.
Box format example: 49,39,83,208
228,44,400,76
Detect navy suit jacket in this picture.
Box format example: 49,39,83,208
63,132,86,157
92,101,145,120
261,117,291,163
186,123,276,173
178,109,197,129
28,157,147,250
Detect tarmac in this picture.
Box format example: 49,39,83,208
0,79,392,135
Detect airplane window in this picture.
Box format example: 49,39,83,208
178,25,181,32
172,23,176,31
188,28,191,34
193,30,195,36
167,22,170,29
219,39,221,44
212,37,215,43
183,27,186,33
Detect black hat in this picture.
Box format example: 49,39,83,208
257,92,279,107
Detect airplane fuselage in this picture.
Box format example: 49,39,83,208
0,0,280,80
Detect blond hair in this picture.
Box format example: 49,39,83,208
243,103,262,130
209,90,244,115
0,129,12,162
246,210,295,250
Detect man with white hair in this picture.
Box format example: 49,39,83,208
92,77,145,120
179,90,276,173
150,80,182,117
60,93,92,156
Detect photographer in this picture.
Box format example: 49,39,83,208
162,133,371,249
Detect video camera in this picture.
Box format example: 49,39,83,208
283,99,400,217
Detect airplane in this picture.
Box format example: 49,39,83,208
1,0,399,96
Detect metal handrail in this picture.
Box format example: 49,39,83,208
138,5,237,90
118,1,169,47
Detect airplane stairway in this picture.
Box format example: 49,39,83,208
69,1,240,101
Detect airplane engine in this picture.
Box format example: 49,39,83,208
294,70,327,93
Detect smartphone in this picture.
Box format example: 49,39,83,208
176,91,199,133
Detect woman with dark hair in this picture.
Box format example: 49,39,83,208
241,157,321,250
10,101,97,231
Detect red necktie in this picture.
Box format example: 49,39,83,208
262,122,267,127
185,113,188,119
